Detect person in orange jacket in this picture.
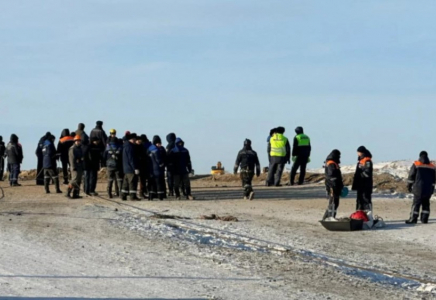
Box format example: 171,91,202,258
57,129,75,185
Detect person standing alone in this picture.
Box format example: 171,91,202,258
234,139,261,200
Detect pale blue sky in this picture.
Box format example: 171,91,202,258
1,0,435,172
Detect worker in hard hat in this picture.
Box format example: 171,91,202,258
290,126,311,186
267,127,290,186
323,149,344,220
67,135,84,199
234,139,261,200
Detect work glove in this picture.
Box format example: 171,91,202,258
308,157,311,163
256,171,260,177
292,156,297,163
407,184,413,193
135,169,140,175
287,160,290,165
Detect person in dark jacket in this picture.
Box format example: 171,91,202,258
42,135,62,194
122,133,140,201
104,136,123,198
0,136,5,181
168,137,194,200
136,135,151,199
234,139,261,200
148,135,167,200
6,134,24,187
75,123,89,146
405,151,436,224
68,135,84,198
83,137,102,196
35,132,51,186
90,121,108,147
57,129,75,185
322,150,344,220
352,146,373,211
290,127,311,186
267,127,291,186
166,133,177,196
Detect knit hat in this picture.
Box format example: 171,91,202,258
153,135,162,145
357,146,367,153
78,123,85,130
420,151,428,157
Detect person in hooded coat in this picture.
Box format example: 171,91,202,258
6,134,24,186
35,132,51,185
168,137,195,200
104,136,123,198
136,134,151,199
148,136,167,200
122,133,140,201
267,126,291,186
234,139,261,200
290,127,311,186
0,136,5,181
352,146,373,211
42,135,62,194
75,123,89,146
83,137,102,196
322,150,344,220
166,133,177,197
57,129,75,185
405,151,436,224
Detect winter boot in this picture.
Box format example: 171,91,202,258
405,217,418,224
130,193,140,201
421,212,430,224
66,186,73,198
71,189,82,199
121,193,128,201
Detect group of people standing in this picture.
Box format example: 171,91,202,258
16,121,195,201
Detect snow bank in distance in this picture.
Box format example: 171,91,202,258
310,160,415,180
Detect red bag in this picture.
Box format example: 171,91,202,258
350,211,369,222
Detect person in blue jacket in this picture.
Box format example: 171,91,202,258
148,135,167,200
42,134,62,194
168,138,194,200
121,133,140,201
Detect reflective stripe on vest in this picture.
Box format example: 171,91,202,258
326,160,339,169
296,134,310,146
414,161,436,169
270,134,288,157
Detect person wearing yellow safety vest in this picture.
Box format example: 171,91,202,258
267,127,291,186
290,126,312,186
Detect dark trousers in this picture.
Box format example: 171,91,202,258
139,174,149,196
240,170,254,197
8,163,20,185
44,168,60,192
267,162,284,186
356,190,372,211
122,173,138,196
36,156,44,185
149,175,166,200
89,169,98,193
410,195,431,221
107,168,123,196
174,174,191,197
61,159,70,183
167,171,175,195
290,157,308,185
323,187,340,219
0,157,5,180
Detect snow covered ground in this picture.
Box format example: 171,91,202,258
310,160,415,179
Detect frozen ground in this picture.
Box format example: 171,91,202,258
0,180,436,299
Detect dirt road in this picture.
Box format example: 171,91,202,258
0,181,435,299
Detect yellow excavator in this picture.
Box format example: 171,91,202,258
211,161,225,175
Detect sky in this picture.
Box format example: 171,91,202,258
1,0,435,173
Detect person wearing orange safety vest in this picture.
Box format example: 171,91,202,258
267,126,291,186
352,146,373,211
322,149,344,220
405,151,436,224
